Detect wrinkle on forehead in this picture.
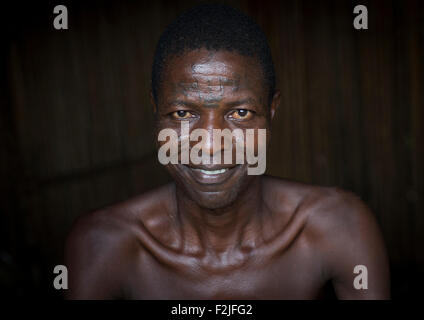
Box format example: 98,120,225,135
179,66,241,97
177,77,240,93
161,49,266,106
186,55,242,89
177,60,242,102
191,61,230,75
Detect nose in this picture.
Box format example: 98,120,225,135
190,112,231,161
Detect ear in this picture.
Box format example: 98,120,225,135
150,91,157,114
270,90,281,120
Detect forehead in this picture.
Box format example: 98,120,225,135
160,49,266,103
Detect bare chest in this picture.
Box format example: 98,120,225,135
123,233,327,299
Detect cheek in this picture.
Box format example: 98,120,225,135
243,130,265,154
241,120,270,152
155,120,183,142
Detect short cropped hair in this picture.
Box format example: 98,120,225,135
151,3,276,104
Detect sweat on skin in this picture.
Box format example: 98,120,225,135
155,51,273,183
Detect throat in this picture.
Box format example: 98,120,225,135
174,182,267,257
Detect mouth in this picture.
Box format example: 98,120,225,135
192,168,228,175
181,164,242,186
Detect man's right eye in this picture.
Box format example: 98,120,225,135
170,110,195,119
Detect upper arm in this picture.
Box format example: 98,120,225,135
312,189,390,299
64,211,134,299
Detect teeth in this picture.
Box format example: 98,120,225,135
199,168,227,175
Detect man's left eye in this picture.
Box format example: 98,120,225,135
171,110,195,119
229,109,253,120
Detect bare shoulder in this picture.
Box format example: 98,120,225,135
262,175,379,239
302,185,390,298
301,183,383,250
66,182,175,251
303,183,377,236
64,183,175,299
262,176,390,298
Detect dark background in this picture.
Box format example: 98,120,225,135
1,0,423,299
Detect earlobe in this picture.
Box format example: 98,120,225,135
270,90,281,120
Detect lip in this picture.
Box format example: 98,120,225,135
181,164,242,186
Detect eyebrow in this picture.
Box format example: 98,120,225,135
167,100,199,108
167,98,257,109
225,98,257,107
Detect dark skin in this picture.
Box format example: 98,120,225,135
65,49,390,299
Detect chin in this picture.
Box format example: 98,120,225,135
193,189,240,210
166,163,252,210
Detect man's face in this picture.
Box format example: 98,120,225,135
154,49,278,210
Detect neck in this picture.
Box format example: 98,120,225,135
173,176,266,256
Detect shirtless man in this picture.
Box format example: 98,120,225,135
64,4,390,299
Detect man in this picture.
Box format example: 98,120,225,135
65,4,390,299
